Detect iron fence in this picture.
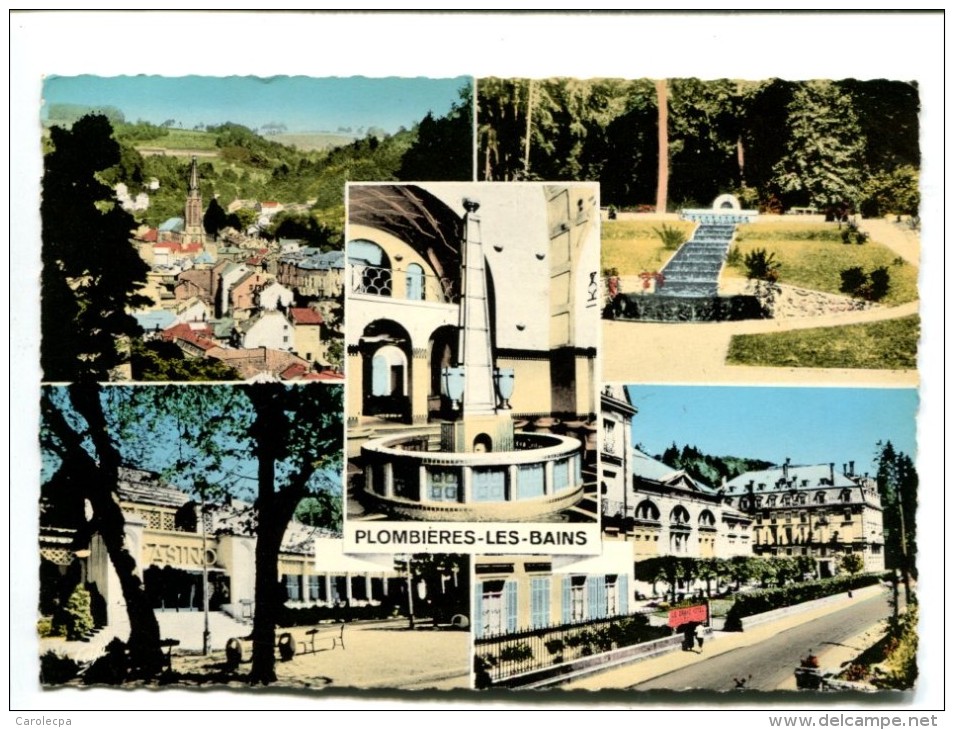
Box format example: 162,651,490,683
474,611,670,683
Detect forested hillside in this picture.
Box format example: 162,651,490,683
655,442,774,488
47,85,473,235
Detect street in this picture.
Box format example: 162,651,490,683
631,590,892,691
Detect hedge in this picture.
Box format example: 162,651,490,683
724,573,887,631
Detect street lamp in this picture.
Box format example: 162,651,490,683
200,496,210,656
404,555,416,630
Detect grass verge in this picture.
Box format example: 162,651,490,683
601,220,696,276
724,229,918,306
726,315,919,370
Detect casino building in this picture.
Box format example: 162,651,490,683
39,467,403,630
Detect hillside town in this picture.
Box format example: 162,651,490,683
124,156,344,382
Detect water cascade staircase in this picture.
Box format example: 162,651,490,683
658,222,736,297
613,211,764,322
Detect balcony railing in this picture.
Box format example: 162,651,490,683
349,264,458,303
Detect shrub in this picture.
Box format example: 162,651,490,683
725,246,742,267
868,266,891,301
544,638,565,656
654,224,687,251
57,584,94,640
499,642,533,663
37,616,63,638
840,266,891,302
874,605,918,689
840,267,868,296
743,248,781,281
724,573,884,631
82,638,128,685
39,651,82,685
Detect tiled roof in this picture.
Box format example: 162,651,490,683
631,448,717,495
158,217,185,232
289,307,324,325
724,463,856,493
134,310,176,331
117,467,190,509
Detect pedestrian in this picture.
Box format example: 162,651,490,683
694,623,705,652
681,624,693,651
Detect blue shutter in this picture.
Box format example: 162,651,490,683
596,577,608,619
473,582,484,639
587,577,600,620
619,575,629,616
531,577,550,628
505,581,518,633
562,577,571,624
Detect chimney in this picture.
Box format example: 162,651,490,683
783,457,790,481
849,460,855,477
829,462,835,485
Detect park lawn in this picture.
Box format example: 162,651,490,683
722,237,918,306
734,221,844,243
726,315,919,370
601,220,696,275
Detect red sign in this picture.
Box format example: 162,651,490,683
667,604,708,628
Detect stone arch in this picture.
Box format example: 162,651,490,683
712,193,742,211
360,319,413,421
427,324,459,418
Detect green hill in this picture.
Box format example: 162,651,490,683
656,443,774,488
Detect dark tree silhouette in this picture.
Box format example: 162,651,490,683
203,197,229,236
41,114,152,382
398,87,473,181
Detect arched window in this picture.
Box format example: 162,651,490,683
698,510,716,528
371,345,407,397
349,239,392,297
635,500,660,522
405,263,424,300
669,506,691,525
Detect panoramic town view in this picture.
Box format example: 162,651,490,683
33,71,921,701
40,75,472,383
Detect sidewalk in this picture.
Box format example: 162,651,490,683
170,618,470,690
562,586,888,691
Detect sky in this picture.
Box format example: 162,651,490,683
626,385,918,477
41,75,470,134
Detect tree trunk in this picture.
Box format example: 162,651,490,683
57,386,165,678
523,79,534,179
245,386,315,684
655,78,669,214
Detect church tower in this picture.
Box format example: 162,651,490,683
183,155,205,246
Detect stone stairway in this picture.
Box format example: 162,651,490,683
659,223,736,297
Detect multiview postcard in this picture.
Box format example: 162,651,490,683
30,69,923,699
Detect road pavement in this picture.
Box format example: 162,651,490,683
563,585,892,692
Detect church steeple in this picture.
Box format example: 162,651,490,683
188,154,200,194
183,155,205,246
